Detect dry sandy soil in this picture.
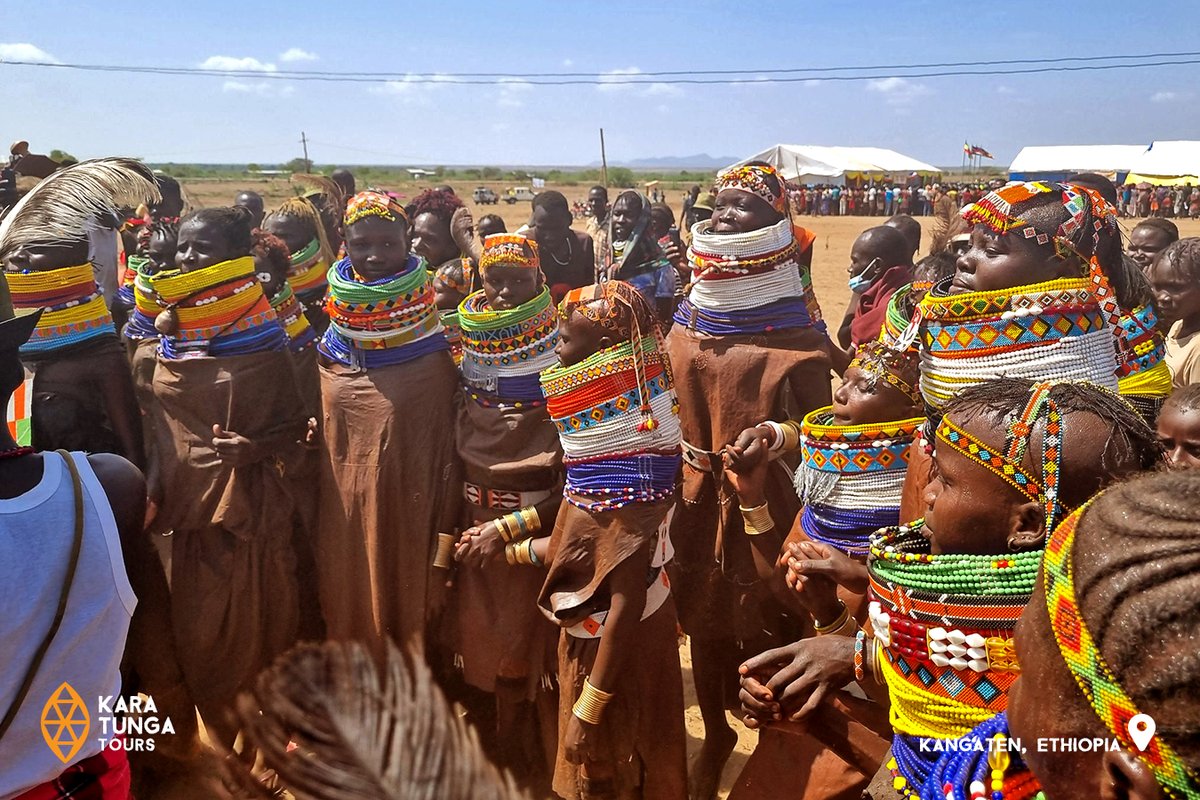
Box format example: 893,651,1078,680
180,176,1200,798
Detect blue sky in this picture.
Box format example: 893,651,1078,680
1,0,1197,168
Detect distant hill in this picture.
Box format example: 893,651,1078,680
587,154,735,169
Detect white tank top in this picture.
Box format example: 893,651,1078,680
0,452,137,799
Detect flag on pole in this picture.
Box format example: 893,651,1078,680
6,376,32,446
968,145,994,159
963,142,971,154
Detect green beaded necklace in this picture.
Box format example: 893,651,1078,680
869,522,1042,597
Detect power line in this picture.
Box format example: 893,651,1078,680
1,53,1199,86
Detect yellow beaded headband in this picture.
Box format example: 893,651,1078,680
1045,502,1200,800
479,234,540,273
344,190,409,228
848,341,920,404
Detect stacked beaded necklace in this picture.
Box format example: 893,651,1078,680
674,218,826,336
1114,304,1172,414
870,382,1065,799
458,287,559,407
908,276,1118,410
795,408,923,558
920,714,1044,800
149,255,288,359
868,523,1040,800
7,263,116,356
1044,502,1200,800
541,336,682,511
123,256,161,342
319,254,447,369
441,308,463,365
286,237,330,303
269,280,317,354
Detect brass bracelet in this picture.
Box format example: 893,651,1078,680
520,506,542,536
812,600,848,633
495,515,515,543
572,678,614,725
739,502,775,536
872,638,885,686
780,420,802,453
819,614,858,639
504,540,520,566
433,533,456,569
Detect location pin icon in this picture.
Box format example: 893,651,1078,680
1128,713,1156,751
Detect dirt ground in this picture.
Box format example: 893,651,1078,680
179,176,1200,798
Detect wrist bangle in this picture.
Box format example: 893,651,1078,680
780,420,802,453
739,502,775,536
433,533,455,569
812,600,848,634
762,420,785,452
495,515,515,543
872,638,885,686
504,540,521,566
819,614,858,639
527,537,543,567
520,506,542,536
854,629,867,683
572,678,614,725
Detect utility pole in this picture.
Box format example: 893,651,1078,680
300,131,312,172
599,128,608,189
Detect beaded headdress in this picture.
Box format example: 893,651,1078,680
435,258,472,293
479,234,540,273
343,190,409,228
1044,502,1200,800
848,339,921,404
935,381,1064,531
716,163,788,214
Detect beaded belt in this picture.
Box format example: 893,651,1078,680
681,439,721,473
462,482,555,511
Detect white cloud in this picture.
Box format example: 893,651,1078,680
644,82,683,97
199,55,277,72
222,80,294,96
804,79,822,88
598,66,643,92
369,74,454,105
562,58,574,67
0,43,59,64
866,76,932,106
996,85,1016,95
497,77,533,108
279,48,318,63
1151,91,1177,103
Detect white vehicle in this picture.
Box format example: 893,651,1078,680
503,186,537,204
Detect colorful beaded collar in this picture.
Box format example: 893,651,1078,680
7,263,114,355
1044,502,1200,800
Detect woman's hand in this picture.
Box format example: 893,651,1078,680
738,635,857,723
454,520,504,568
211,424,263,466
724,425,773,504
563,713,599,765
450,207,476,254
786,540,869,598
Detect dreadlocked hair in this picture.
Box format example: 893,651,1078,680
251,230,291,280
940,378,1163,510
851,339,919,397
180,206,253,259
1164,383,1200,415
265,196,335,262
1157,238,1200,283
405,188,464,224
1070,470,1200,772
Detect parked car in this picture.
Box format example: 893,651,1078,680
502,187,536,204
472,186,498,204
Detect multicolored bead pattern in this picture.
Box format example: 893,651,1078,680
1044,503,1200,800
7,263,116,356
458,287,559,404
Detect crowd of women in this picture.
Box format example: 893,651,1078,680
1,156,1199,800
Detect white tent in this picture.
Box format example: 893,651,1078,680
1007,145,1145,182
726,144,941,186
1124,140,1200,185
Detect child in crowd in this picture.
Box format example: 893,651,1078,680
1151,238,1200,387
1157,383,1200,470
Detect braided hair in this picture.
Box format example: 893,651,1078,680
1157,238,1200,283
1071,470,1200,773
1163,383,1200,415
941,378,1163,510
1133,217,1180,244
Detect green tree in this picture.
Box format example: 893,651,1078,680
608,167,635,188
481,166,501,179
48,149,76,164
246,163,261,173
284,157,311,173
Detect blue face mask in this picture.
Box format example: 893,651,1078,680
848,257,882,293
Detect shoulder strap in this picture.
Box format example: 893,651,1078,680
0,450,86,741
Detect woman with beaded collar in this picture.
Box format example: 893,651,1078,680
720,341,923,799
734,379,1160,800
449,234,563,784
897,181,1164,521
665,160,831,800
315,191,461,661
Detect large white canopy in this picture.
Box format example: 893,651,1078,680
1007,145,1145,179
726,144,941,185
1124,141,1200,184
